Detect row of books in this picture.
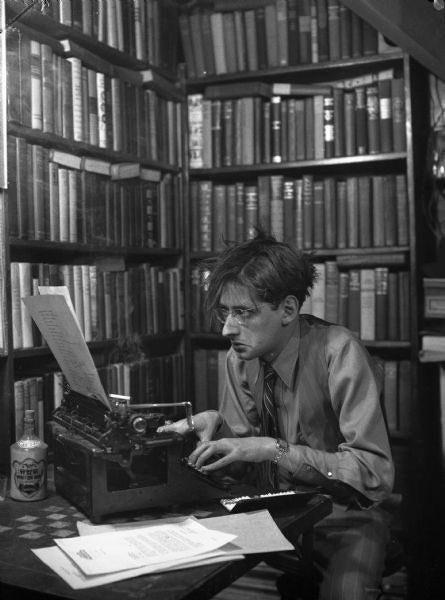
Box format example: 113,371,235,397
193,347,410,435
302,264,410,342
13,351,184,441
6,30,182,163
190,264,410,343
180,0,381,79
9,0,179,71
10,261,184,350
7,139,182,249
187,78,405,168
190,174,409,253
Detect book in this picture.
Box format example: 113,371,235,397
271,96,282,164
287,0,299,65
244,9,258,72
323,95,335,158
358,176,372,248
371,175,385,247
188,94,204,168
276,0,289,67
360,269,376,341
270,175,284,242
316,0,329,63
387,271,399,341
383,175,397,247
30,40,43,130
347,269,361,337
283,178,295,244
375,267,389,340
311,263,326,320
391,78,406,152
336,179,347,249
378,79,393,153
355,87,367,155
325,261,339,323
346,177,358,248
244,185,259,240
313,180,324,249
323,177,336,249
396,175,409,246
327,0,340,61
338,272,349,327
343,90,356,156
339,4,352,59
298,0,312,64
205,81,271,100
302,174,314,249
271,82,332,97
366,84,380,154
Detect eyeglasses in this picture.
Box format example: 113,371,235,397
214,306,258,325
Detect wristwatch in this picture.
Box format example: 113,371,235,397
272,438,290,464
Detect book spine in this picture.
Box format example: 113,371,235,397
378,79,393,153
325,260,339,323
355,87,367,155
323,177,336,249
271,96,282,164
323,95,335,158
302,174,313,249
188,94,204,168
366,84,380,154
313,180,324,249
360,268,376,341
30,40,43,130
347,269,361,337
375,267,389,340
391,78,406,152
327,0,340,61
244,185,259,240
270,175,284,242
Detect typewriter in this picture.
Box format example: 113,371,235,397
49,390,234,523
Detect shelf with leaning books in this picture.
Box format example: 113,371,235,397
5,0,180,79
1,2,187,469
9,260,184,351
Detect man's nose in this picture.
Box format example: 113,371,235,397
222,314,240,336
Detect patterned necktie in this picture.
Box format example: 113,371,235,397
258,363,279,491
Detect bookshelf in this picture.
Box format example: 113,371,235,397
180,0,431,595
0,0,186,468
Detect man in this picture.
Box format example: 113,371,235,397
159,231,394,600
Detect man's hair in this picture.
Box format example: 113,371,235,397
202,230,317,314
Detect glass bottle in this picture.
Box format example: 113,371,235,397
10,409,48,501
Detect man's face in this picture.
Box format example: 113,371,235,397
218,282,287,362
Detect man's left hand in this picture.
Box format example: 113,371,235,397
187,436,276,471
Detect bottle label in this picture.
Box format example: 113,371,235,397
11,457,46,499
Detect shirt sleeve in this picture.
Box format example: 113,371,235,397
291,331,395,504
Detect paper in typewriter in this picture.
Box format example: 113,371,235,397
23,294,109,407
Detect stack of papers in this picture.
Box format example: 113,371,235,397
32,510,294,589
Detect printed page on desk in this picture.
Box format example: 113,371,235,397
54,518,236,576
77,509,295,555
22,294,109,407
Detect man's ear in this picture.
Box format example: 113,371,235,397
282,295,299,324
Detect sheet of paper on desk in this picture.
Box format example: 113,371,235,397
54,517,236,576
32,546,244,590
22,294,109,407
77,509,295,554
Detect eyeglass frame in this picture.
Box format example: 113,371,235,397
213,305,260,325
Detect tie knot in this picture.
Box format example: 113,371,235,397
263,364,275,382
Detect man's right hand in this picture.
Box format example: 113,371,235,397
156,410,222,444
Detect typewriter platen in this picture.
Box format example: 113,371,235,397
49,390,233,523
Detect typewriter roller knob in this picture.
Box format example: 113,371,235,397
130,415,148,435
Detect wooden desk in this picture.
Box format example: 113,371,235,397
0,489,331,600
